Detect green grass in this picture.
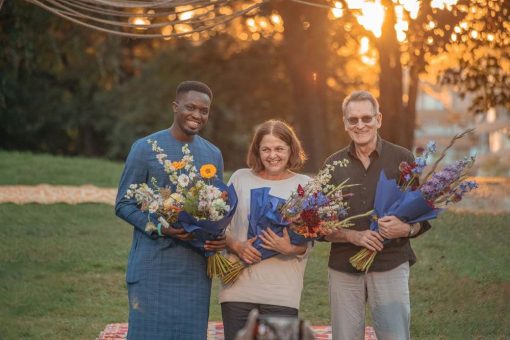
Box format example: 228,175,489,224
0,151,232,186
0,151,125,187
0,151,507,338
409,212,510,339
1,204,508,339
0,204,130,339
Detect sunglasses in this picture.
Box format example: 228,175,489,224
345,115,376,125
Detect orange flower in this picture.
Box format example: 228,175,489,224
221,191,229,201
171,161,185,170
200,164,217,179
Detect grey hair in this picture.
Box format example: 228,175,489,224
342,90,379,117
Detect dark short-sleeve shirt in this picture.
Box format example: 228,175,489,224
325,137,432,273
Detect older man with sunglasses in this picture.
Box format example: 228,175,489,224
323,91,431,340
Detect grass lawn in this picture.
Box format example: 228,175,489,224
0,151,508,338
0,203,508,339
0,151,124,187
0,204,129,339
0,151,232,187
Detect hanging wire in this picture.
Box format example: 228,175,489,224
288,0,335,9
24,0,267,39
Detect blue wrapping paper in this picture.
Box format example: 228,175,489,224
247,187,308,260
370,170,440,236
175,181,238,256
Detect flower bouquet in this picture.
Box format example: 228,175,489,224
350,129,478,272
125,140,238,279
221,159,373,285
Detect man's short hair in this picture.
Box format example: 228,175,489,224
176,80,213,101
342,90,379,117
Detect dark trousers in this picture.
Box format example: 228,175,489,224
221,302,298,340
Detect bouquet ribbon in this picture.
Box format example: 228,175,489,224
176,181,238,257
370,170,439,231
248,187,307,260
351,170,439,272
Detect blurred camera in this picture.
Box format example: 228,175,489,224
254,314,302,340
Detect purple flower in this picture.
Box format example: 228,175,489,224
303,192,329,209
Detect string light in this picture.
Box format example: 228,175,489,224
24,0,266,39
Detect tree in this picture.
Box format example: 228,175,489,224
438,0,510,115
0,1,129,155
4,0,509,169
271,1,340,170
336,0,509,148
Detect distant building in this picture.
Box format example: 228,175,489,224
414,81,510,176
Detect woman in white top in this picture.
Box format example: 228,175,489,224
219,120,311,340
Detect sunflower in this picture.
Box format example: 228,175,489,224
200,164,217,179
171,160,186,170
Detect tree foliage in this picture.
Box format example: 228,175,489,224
438,0,510,115
1,0,509,170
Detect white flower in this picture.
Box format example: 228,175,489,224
164,160,174,172
148,201,159,213
156,153,167,164
177,174,190,187
200,185,220,200
198,200,209,211
212,198,228,211
145,222,157,233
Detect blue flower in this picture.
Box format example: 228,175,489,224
416,157,427,167
338,207,348,218
426,141,437,154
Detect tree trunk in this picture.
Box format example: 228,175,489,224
377,2,409,149
405,64,420,149
274,2,331,172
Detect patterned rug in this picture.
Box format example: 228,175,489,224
97,322,378,339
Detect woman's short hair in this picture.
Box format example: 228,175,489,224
247,120,307,172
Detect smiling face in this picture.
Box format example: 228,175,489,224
171,90,211,141
343,100,381,148
259,133,291,176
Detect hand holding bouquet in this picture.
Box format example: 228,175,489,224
222,159,372,285
350,129,478,272
125,140,238,278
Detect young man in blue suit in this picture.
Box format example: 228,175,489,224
115,80,226,340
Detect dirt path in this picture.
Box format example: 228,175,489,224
0,184,117,205
0,178,508,214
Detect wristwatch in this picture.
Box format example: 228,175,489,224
408,223,417,237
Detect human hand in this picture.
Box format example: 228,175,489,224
259,228,294,256
162,226,194,241
232,237,262,264
300,319,317,340
348,229,384,252
378,215,409,239
205,234,226,252
322,227,341,241
234,308,258,340
234,309,315,340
